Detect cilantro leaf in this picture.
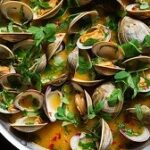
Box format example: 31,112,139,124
134,104,143,121
106,16,118,31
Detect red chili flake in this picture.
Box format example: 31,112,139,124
112,141,117,145
48,143,54,150
52,133,61,141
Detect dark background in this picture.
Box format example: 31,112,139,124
0,134,18,150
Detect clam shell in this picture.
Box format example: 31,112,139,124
94,64,125,76
92,82,123,114
44,87,62,122
120,126,150,142
77,24,111,50
122,55,150,72
0,73,23,91
118,16,150,44
33,0,64,20
10,116,47,133
68,10,99,34
47,33,66,61
0,44,14,59
1,1,33,25
15,90,44,112
99,119,113,150
92,42,124,60
126,4,150,19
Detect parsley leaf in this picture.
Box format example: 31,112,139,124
135,104,143,121
106,16,118,31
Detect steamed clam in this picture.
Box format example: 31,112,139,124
127,104,150,124
14,90,44,112
120,124,150,142
68,10,99,34
118,16,150,44
0,1,33,25
77,24,111,50
0,90,19,114
70,119,113,150
44,87,62,122
92,82,124,115
11,116,47,133
0,24,32,42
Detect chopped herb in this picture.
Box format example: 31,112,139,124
143,34,150,48
79,141,96,150
61,96,69,105
108,88,123,107
78,56,92,74
135,104,143,121
106,16,118,31
83,38,99,46
139,2,150,10
23,110,40,117
87,105,96,119
94,101,105,114
55,106,79,126
27,23,56,46
30,0,50,9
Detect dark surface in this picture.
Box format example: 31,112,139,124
0,134,18,150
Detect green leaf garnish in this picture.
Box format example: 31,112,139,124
83,38,99,46
135,104,143,121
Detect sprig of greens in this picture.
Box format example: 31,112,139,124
55,106,79,126
106,16,118,31
114,71,140,98
30,0,50,9
134,104,143,121
83,38,99,46
27,23,56,46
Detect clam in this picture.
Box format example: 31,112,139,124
77,24,111,50
0,24,32,42
0,44,14,59
44,87,62,122
120,126,150,142
70,119,113,150
122,55,150,72
93,59,125,76
32,0,64,20
126,3,150,19
75,90,93,119
10,116,47,133
92,82,123,115
0,1,33,25
68,10,99,34
118,16,150,44
71,50,103,86
75,0,92,6
138,70,150,92
0,73,24,91
47,33,66,61
127,105,150,124
0,65,15,77
13,39,47,72
92,42,124,61
0,91,19,114
14,90,44,112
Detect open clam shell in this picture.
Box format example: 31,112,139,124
92,82,124,115
0,65,15,77
0,44,14,59
14,90,44,112
127,105,150,125
47,33,66,61
118,16,150,44
92,42,124,61
44,87,62,122
94,62,125,76
75,90,93,118
77,24,111,50
68,10,99,34
120,126,150,142
10,116,47,133
33,0,64,20
122,55,150,72
70,119,113,150
0,73,23,91
0,1,33,25
126,3,150,19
